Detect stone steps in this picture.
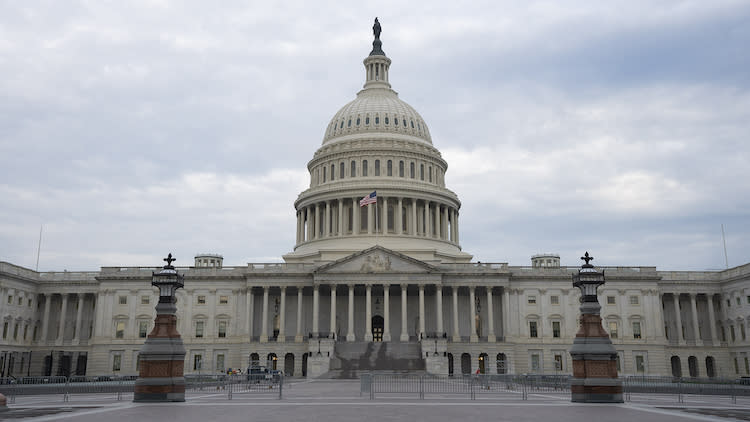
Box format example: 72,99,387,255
324,341,425,379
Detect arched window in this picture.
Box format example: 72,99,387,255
284,353,295,376
385,116,389,125
387,160,393,176
356,117,361,125
374,160,380,176
347,119,351,127
671,356,682,378
375,116,379,124
351,161,356,177
688,356,699,377
706,356,716,378
395,117,399,126
366,116,370,125
362,160,368,177
399,161,404,177
461,353,471,374
410,162,415,178
403,119,407,127
496,353,507,374
340,121,344,129
410,120,414,128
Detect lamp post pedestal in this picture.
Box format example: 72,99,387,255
569,252,623,403
134,254,186,402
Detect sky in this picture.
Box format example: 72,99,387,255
1,0,748,271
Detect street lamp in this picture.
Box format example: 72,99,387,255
152,253,184,302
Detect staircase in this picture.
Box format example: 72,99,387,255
325,341,425,379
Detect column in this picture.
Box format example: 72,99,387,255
338,199,344,236
673,293,684,343
502,288,510,340
400,284,409,341
365,285,373,341
324,201,331,237
469,286,478,342
352,198,360,235
260,287,269,342
707,294,718,344
295,287,303,342
411,199,417,235
347,285,355,341
442,206,449,239
57,294,68,344
312,285,320,336
690,293,701,345
487,288,496,342
277,287,286,342
367,202,374,234
306,206,313,241
396,197,403,235
41,294,52,342
418,285,425,339
423,201,429,236
452,286,460,341
314,203,321,239
329,285,337,339
383,285,391,341
247,288,254,339
436,286,444,336
433,203,440,238
381,196,388,233
455,210,459,244
73,294,85,344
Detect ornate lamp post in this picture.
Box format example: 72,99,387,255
134,253,187,402
569,252,623,403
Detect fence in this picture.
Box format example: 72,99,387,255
362,373,750,402
0,373,283,403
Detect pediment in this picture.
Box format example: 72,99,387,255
314,246,437,274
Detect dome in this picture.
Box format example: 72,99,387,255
322,88,433,145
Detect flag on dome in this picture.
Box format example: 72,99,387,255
359,191,377,207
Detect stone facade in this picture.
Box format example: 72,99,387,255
1,22,749,380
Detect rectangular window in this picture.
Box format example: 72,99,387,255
635,355,645,373
197,295,206,305
629,296,639,305
17,297,22,305
141,296,150,305
420,164,424,180
735,357,739,374
362,160,368,177
529,321,538,338
218,321,227,338
351,160,356,177
531,354,540,372
399,161,404,177
112,354,122,371
119,296,127,305
552,321,561,338
410,162,415,178
742,324,747,341
554,354,563,371
340,162,344,179
738,297,742,306
608,321,618,339
527,296,536,304
747,296,750,304
28,298,32,307
196,321,205,338
33,326,38,341
216,354,225,371
219,295,229,305
722,326,727,342
322,166,326,182
23,324,28,340
727,299,731,307
616,354,622,372
731,325,736,342
139,321,149,338
607,296,616,305
2,322,7,339
550,295,559,305
374,160,380,176
387,160,392,176
632,322,642,339
115,321,125,339
194,354,203,371
429,166,433,182
7,295,11,304
13,323,18,339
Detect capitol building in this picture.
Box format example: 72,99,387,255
1,21,749,380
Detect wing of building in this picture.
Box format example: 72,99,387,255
1,22,749,380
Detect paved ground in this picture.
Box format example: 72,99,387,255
3,379,750,421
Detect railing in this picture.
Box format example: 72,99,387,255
0,373,283,402
623,376,750,403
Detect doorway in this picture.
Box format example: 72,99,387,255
461,353,471,374
372,315,384,342
284,353,294,376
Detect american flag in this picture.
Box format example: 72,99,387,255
359,191,377,207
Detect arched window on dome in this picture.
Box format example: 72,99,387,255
387,160,393,176
340,162,345,179
331,164,335,181
366,116,370,125
410,162,415,179
340,121,344,129
362,160,368,177
403,119,407,127
394,117,399,126
399,161,404,178
429,166,432,183
374,160,380,176
375,116,379,125
348,119,351,127
411,120,415,129
357,117,361,126
420,164,424,181
351,161,356,177
418,122,421,132
385,116,389,125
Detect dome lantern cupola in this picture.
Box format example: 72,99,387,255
364,17,392,90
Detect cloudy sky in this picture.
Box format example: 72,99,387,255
1,0,748,271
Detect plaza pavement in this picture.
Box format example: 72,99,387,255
3,379,750,422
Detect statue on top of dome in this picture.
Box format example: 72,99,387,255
373,18,381,40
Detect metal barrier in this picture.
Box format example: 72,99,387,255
225,374,283,400
623,376,750,403
366,374,565,400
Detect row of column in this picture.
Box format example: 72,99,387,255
296,196,459,244
252,284,495,343
38,293,90,345
665,292,719,345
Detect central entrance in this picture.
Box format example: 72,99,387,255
372,315,384,342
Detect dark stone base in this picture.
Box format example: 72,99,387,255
133,392,185,402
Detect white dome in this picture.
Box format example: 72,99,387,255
322,88,432,145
